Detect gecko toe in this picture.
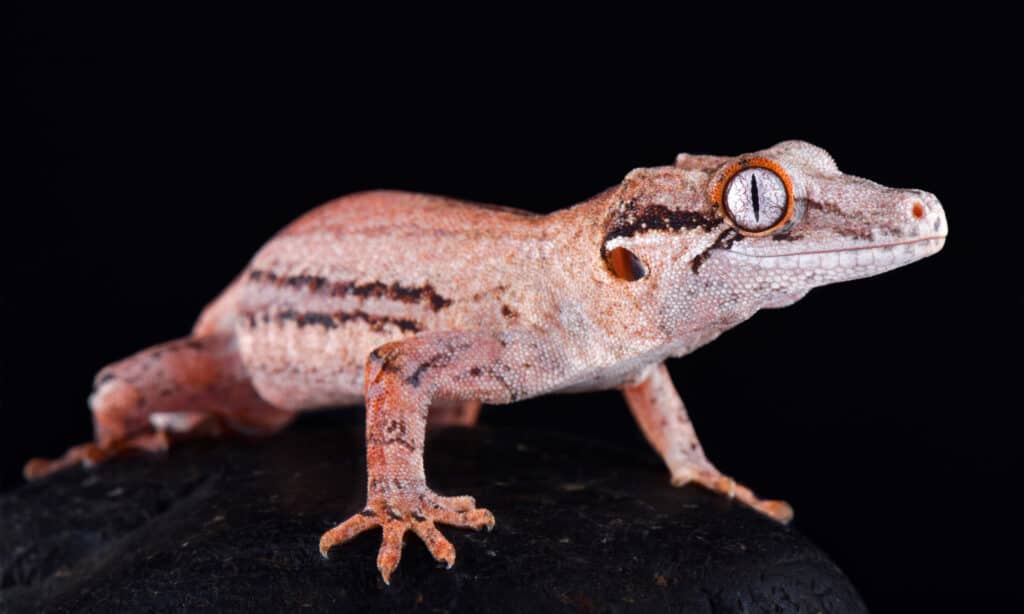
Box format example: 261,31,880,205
22,457,59,480
672,466,792,524
319,513,378,556
411,519,456,568
429,506,496,531
376,522,407,585
755,499,794,524
23,442,105,480
23,430,177,481
433,494,476,512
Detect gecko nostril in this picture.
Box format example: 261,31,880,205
911,202,925,219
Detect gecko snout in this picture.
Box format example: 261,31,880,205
905,192,948,240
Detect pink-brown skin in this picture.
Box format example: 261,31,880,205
25,141,948,584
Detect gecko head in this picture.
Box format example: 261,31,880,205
601,140,947,314
699,140,948,297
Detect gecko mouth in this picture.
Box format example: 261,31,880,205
724,236,946,269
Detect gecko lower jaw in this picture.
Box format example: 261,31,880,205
724,236,946,270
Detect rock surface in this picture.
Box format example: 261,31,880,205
1,418,867,613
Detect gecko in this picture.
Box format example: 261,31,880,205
24,141,947,584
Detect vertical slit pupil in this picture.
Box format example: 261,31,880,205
750,174,760,222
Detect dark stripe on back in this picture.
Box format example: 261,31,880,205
243,308,422,333
248,270,452,311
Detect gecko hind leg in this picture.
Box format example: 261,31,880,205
622,363,793,523
24,333,293,480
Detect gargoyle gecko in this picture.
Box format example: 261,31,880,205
26,141,948,584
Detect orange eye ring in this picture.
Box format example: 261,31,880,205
709,157,795,236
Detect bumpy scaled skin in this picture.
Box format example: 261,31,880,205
26,141,948,584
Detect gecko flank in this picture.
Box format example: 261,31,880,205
25,141,947,585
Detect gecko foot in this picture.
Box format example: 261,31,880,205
23,431,171,481
319,489,495,585
672,467,794,524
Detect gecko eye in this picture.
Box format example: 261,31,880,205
714,159,795,236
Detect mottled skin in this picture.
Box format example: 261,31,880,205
26,141,948,584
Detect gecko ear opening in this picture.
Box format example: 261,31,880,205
605,246,648,281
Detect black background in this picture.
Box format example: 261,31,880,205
5,6,1019,612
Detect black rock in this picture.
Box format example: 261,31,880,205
1,419,867,613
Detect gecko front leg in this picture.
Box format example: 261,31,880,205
320,330,546,584
622,363,793,523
